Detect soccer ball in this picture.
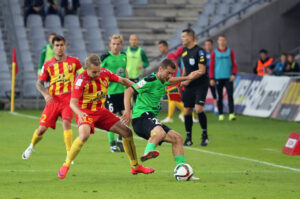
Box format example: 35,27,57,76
174,163,193,181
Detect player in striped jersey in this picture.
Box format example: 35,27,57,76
57,54,154,179
22,35,83,160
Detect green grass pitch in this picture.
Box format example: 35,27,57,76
0,110,300,199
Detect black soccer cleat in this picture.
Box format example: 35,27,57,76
201,137,209,147
184,138,193,146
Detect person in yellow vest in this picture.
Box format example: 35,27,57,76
253,49,274,76
37,33,56,75
126,34,149,84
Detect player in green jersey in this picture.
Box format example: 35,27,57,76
122,59,201,179
101,34,128,153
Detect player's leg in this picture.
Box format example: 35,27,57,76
162,99,175,123
182,87,195,146
216,79,225,120
225,79,236,120
175,101,185,122
109,120,155,174
163,130,185,165
22,125,48,160
58,124,91,179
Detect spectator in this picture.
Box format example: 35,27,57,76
47,0,59,15
209,35,237,121
273,53,287,76
61,0,80,15
126,34,149,101
24,0,45,26
285,53,299,73
157,40,185,123
253,49,274,76
37,33,56,75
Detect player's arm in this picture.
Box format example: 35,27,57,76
117,77,134,88
36,80,53,104
70,98,87,123
169,70,202,85
122,87,135,125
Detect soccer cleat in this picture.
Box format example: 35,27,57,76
110,145,120,152
140,150,160,162
184,138,193,146
161,117,173,123
131,164,155,175
214,107,219,115
116,140,125,152
192,117,198,123
178,115,185,122
22,146,35,160
189,176,200,181
218,115,224,121
58,165,70,179
229,113,236,121
201,138,209,147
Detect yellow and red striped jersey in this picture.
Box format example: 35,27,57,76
38,55,82,96
72,69,119,112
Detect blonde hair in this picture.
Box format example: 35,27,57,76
85,54,101,68
109,34,123,44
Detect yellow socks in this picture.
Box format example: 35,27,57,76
31,129,44,146
64,129,73,155
176,101,185,113
64,137,84,167
122,136,139,169
168,100,176,119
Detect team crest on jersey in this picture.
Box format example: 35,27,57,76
68,64,73,72
102,79,108,88
189,58,195,65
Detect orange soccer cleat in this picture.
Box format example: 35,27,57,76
58,165,70,179
140,150,160,162
131,164,155,175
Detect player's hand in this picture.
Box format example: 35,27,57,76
181,80,190,87
44,94,53,104
137,65,143,70
230,75,236,82
210,80,215,86
187,70,201,80
121,110,132,125
78,112,88,124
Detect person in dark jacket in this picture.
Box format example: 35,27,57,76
24,0,45,26
61,0,80,15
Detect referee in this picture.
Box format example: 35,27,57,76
181,29,209,147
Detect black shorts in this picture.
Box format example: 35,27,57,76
132,112,171,142
182,82,209,107
105,93,124,114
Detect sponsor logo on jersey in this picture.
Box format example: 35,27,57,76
182,51,188,57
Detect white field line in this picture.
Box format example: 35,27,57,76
10,112,300,173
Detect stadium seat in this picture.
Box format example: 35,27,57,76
64,15,80,28
115,3,133,17
70,50,88,63
22,61,35,72
23,79,39,98
15,27,27,39
45,15,62,29
31,39,47,53
10,4,21,15
82,16,99,29
47,27,64,36
0,51,8,63
104,27,120,40
217,4,230,16
69,39,86,51
29,27,46,40
0,60,9,73
88,39,105,53
20,51,33,63
79,4,96,16
101,17,118,28
202,3,216,15
196,14,209,28
84,28,103,40
0,41,4,51
132,0,148,5
18,40,30,51
232,2,247,13
65,29,84,40
95,0,111,4
81,0,93,4
12,15,24,27
27,14,43,28
0,72,11,98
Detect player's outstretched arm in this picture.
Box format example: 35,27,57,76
117,77,135,88
36,80,53,104
122,87,134,125
70,98,87,123
169,70,202,85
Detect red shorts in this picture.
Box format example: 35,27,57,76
75,108,120,134
39,93,73,129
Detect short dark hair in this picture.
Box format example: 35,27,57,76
159,40,168,47
52,35,65,44
160,58,176,69
259,49,268,54
182,28,196,40
205,39,213,44
218,35,226,39
85,54,101,68
287,53,295,58
281,52,287,56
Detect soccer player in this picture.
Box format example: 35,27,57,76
180,29,209,147
157,40,185,123
209,35,237,121
22,35,82,160
101,34,127,152
57,54,154,179
37,33,56,75
122,59,200,180
204,39,218,115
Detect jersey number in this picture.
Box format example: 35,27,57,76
41,114,47,123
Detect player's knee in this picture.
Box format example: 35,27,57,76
176,134,183,145
37,126,47,135
79,132,89,142
184,108,193,115
122,126,132,138
195,106,204,113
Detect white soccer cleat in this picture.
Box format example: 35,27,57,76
22,145,35,160
189,176,200,181
161,117,173,123
193,118,198,123
178,115,184,122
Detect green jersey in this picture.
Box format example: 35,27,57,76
101,51,127,95
132,73,169,119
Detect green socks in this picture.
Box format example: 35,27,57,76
144,142,156,154
175,155,186,165
107,132,115,146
